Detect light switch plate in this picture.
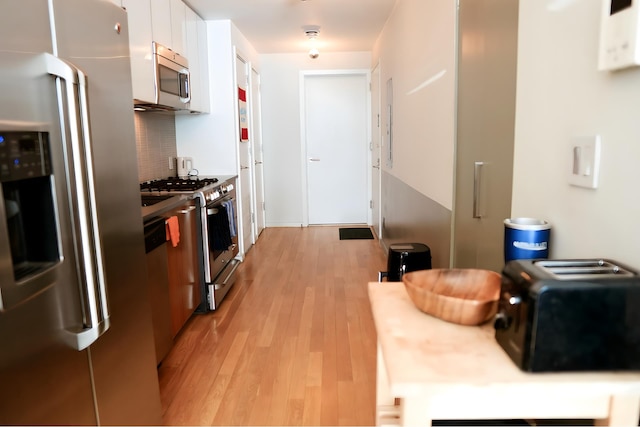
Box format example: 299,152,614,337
569,136,601,189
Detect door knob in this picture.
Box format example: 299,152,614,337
309,158,321,162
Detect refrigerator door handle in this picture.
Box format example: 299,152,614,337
473,161,484,219
45,53,110,351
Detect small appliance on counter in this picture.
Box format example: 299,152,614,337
495,258,640,372
176,157,194,179
379,243,431,282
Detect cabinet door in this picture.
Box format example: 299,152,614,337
166,206,200,337
108,0,122,7
196,15,210,113
150,0,172,49
452,0,518,272
122,0,155,104
170,0,186,55
185,6,200,112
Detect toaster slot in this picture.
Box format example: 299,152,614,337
534,259,636,280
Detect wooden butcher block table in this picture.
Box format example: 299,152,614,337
368,282,640,427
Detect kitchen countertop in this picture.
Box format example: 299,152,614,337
369,281,640,426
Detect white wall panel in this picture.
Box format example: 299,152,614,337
512,0,640,267
259,52,372,227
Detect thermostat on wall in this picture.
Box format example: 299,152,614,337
599,0,640,70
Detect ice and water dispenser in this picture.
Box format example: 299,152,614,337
0,131,60,309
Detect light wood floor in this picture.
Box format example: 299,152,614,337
158,226,387,426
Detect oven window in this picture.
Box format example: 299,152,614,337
158,65,180,96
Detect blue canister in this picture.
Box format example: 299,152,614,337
504,218,551,262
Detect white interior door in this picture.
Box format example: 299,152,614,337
304,72,369,225
250,67,265,238
371,63,382,238
235,52,254,255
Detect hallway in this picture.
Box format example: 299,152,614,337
158,226,387,425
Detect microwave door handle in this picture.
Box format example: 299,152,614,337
45,53,110,351
180,69,191,103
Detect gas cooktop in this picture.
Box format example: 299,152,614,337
140,177,219,193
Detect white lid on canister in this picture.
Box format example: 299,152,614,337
504,217,551,230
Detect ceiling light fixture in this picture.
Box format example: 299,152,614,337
303,25,320,59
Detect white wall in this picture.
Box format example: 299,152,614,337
175,20,259,175
512,1,640,267
373,0,457,210
259,52,372,226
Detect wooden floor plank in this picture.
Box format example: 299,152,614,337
158,226,387,426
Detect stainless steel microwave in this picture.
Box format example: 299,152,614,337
151,42,190,110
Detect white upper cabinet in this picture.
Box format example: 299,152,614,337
150,0,172,50
196,15,210,113
184,6,210,113
122,0,155,104
185,7,201,112
151,0,185,55
170,0,186,55
123,0,208,110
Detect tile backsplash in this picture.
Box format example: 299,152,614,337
134,112,177,182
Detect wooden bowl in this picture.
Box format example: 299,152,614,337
402,269,501,326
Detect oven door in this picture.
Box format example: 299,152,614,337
204,192,240,310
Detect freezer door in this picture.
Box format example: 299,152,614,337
51,0,163,425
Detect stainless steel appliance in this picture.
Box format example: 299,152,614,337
144,216,173,365
495,258,640,372
0,0,162,424
140,176,240,311
134,41,190,111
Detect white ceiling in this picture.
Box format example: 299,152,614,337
183,0,398,54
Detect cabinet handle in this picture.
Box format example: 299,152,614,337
473,162,484,219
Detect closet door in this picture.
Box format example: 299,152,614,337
453,0,519,272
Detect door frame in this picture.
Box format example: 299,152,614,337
233,47,254,257
249,66,265,239
371,62,382,238
299,69,372,227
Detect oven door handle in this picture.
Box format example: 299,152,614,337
214,259,241,290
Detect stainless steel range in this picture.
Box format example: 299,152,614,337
140,176,240,311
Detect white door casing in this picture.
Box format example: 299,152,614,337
371,63,382,238
234,49,254,256
250,67,265,238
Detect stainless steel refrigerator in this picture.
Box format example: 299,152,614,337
0,0,163,424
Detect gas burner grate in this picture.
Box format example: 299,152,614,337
140,177,218,192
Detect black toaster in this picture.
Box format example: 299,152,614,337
495,259,640,372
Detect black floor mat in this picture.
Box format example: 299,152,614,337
339,227,374,240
